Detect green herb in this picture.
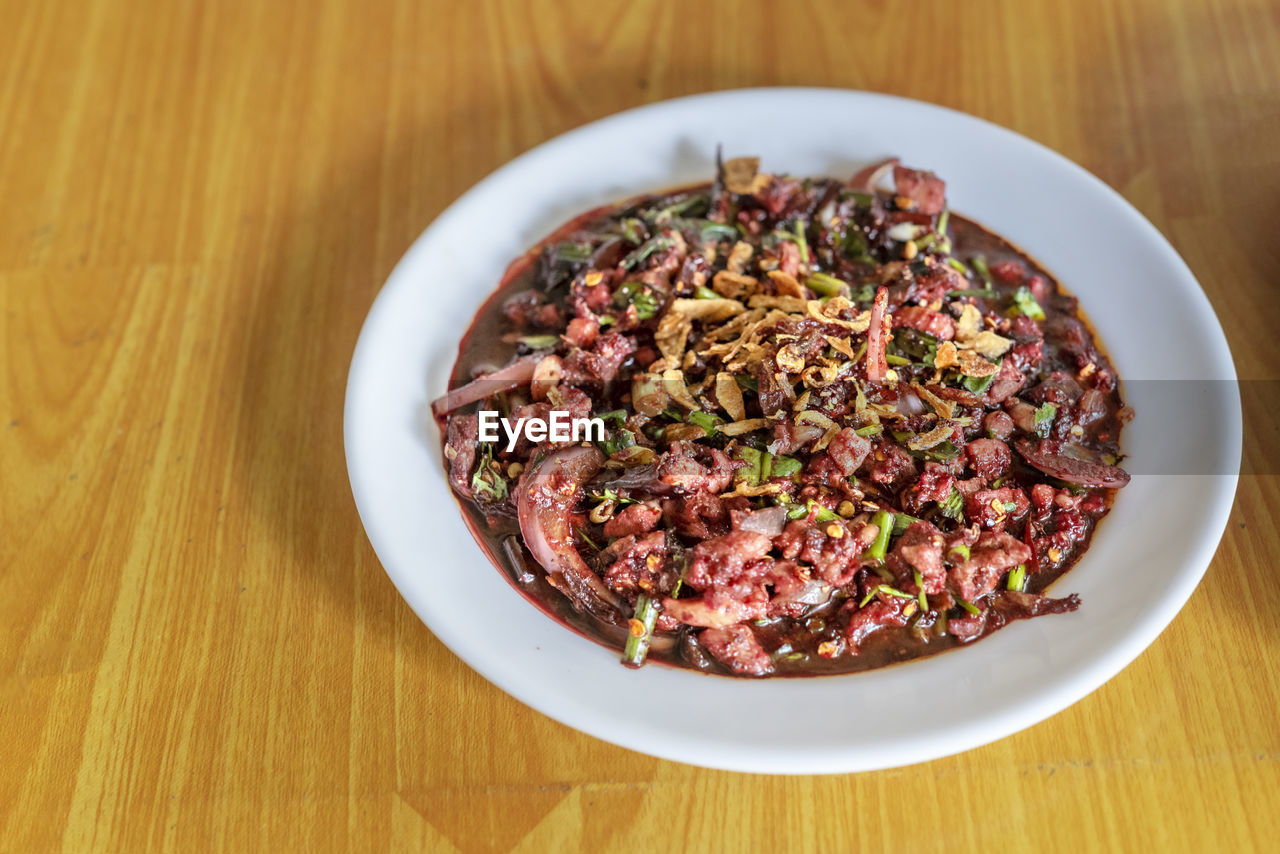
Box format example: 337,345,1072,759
910,441,961,464
946,257,970,275
1007,564,1027,592
957,597,982,617
553,241,592,264
913,570,929,611
645,193,708,224
885,354,911,366
855,424,883,437
589,487,637,507
622,236,674,270
614,280,660,319
948,543,971,562
1010,286,1046,321
1001,500,1018,513
596,409,627,426
470,448,508,502
687,410,721,437
622,593,659,668
694,285,719,300
735,374,758,391
598,314,616,327
577,527,601,551
963,364,1001,394
939,487,964,520
1033,402,1057,436
894,328,939,365
841,223,872,263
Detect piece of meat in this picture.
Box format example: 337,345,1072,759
863,440,917,489
903,462,956,515
893,165,946,215
893,305,956,340
563,316,599,349
827,427,872,476
965,486,1030,531
562,330,636,385
662,492,729,540
844,598,909,652
443,413,479,496
982,357,1025,405
888,521,947,594
602,502,663,538
685,530,773,589
658,442,739,494
698,625,774,676
600,530,667,595
769,421,825,455
965,438,1012,480
983,410,1015,441
948,531,1033,601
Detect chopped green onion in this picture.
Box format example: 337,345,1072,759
791,219,810,266
770,455,803,478
936,209,950,238
863,510,895,560
620,218,646,245
622,593,659,667
694,285,719,299
970,254,992,284
939,487,964,520
913,570,928,611
1001,500,1018,513
805,271,845,297
948,543,971,562
892,512,924,536
855,424,883,437
957,597,981,617
518,334,560,350
859,584,915,608
885,354,911,366
946,257,970,275
1007,564,1027,592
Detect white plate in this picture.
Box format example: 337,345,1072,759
345,88,1240,774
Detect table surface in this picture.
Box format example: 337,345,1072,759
3,0,1278,851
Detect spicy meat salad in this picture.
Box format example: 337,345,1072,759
432,155,1131,678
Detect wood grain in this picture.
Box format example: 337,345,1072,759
2,0,1278,850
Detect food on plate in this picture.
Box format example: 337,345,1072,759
432,154,1131,677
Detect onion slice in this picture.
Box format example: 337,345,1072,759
430,356,539,417
850,157,900,193
516,446,627,622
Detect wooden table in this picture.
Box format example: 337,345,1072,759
3,0,1277,850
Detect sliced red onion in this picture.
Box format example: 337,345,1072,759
430,356,539,417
